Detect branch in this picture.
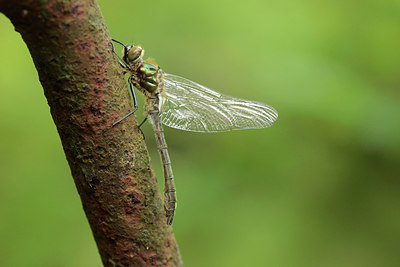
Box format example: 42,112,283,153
0,0,183,266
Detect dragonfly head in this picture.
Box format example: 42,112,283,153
124,45,144,65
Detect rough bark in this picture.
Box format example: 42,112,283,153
0,1,183,266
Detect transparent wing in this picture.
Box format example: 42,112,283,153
160,74,278,133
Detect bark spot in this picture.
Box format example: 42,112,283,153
127,193,141,204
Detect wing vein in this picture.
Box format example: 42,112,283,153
160,74,278,132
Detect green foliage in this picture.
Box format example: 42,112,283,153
1,0,400,266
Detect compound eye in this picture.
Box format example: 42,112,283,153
127,46,143,62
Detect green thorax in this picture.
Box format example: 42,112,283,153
137,61,161,93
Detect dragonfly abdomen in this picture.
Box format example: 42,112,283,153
150,112,177,225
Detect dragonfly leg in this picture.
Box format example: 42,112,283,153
111,75,138,128
137,116,148,139
111,40,128,70
166,214,174,225
138,116,148,128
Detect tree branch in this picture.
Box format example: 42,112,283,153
0,0,183,266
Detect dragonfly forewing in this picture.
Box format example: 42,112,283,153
160,74,278,133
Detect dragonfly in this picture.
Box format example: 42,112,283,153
111,39,278,225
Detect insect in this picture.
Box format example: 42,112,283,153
111,39,278,225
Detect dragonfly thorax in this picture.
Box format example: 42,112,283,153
135,61,164,94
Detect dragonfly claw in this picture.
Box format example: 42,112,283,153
137,126,146,140
166,214,174,225
137,116,148,139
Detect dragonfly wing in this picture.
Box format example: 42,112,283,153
160,74,278,133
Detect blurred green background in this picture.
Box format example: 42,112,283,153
1,0,400,266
